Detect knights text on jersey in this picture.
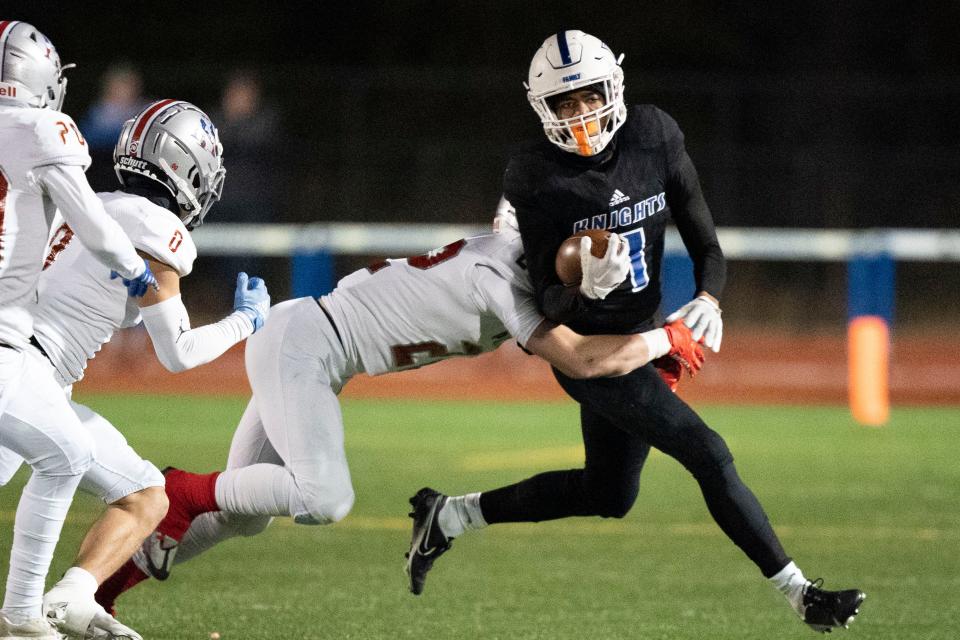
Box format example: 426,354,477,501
33,192,196,384
0,105,92,348
320,232,543,376
504,104,725,335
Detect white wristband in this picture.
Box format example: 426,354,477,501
639,328,671,360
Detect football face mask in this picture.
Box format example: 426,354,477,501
525,30,627,157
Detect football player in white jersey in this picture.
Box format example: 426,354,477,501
0,20,160,640
94,203,704,612
0,98,270,639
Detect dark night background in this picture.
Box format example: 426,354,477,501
5,1,959,326
9,1,960,227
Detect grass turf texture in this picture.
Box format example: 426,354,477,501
1,396,959,639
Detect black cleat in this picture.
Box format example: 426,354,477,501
802,579,866,633
405,487,452,595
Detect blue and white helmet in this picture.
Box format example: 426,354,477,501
114,100,226,229
525,30,627,156
0,21,74,110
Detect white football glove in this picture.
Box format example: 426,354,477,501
665,294,723,353
579,233,630,300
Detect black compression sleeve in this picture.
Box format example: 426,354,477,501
666,149,727,299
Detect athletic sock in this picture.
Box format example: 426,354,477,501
160,469,221,540
437,493,487,539
94,560,148,615
50,566,98,595
769,560,809,616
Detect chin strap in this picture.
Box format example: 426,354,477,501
158,157,201,220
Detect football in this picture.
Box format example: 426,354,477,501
555,229,611,285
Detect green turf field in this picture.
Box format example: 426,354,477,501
1,395,958,639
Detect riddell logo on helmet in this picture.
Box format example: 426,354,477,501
0,84,17,98
562,73,581,83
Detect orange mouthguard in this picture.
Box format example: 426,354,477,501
572,120,600,155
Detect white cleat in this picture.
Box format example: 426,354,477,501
85,609,141,640
42,591,141,640
0,612,62,639
132,531,179,581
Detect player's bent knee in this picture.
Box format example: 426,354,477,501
673,426,734,478
296,487,355,526
583,472,640,519
228,514,273,538
113,486,169,529
594,486,639,519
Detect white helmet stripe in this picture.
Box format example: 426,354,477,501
128,99,184,156
0,21,19,81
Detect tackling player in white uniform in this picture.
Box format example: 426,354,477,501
0,99,270,639
0,21,159,640
95,205,703,612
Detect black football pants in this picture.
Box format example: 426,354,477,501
479,362,791,577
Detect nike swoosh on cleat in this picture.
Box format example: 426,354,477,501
146,542,177,580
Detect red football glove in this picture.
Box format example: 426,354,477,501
654,320,706,391
652,356,683,392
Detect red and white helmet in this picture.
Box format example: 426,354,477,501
0,21,74,110
525,30,627,156
114,100,226,229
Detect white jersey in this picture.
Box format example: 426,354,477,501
0,104,90,348
322,231,543,376
34,191,196,384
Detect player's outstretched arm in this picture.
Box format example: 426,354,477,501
138,259,270,373
35,164,146,283
525,320,694,379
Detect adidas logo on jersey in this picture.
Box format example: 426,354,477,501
609,189,630,207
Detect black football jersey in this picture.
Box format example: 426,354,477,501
504,104,726,335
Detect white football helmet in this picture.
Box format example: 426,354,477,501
525,30,627,156
113,100,226,229
0,20,74,110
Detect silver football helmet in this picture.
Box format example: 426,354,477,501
113,100,226,229
525,30,627,156
0,20,74,110
492,195,519,234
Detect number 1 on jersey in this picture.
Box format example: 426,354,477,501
620,227,649,292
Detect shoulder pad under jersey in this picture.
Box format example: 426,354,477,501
624,104,683,149
101,193,196,277
30,109,91,169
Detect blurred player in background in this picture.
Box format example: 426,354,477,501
94,205,704,612
405,30,865,634
0,98,270,639
0,20,160,640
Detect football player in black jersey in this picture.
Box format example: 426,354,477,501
407,30,865,633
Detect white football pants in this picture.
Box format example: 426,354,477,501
0,346,93,618
0,400,164,504
176,297,357,565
